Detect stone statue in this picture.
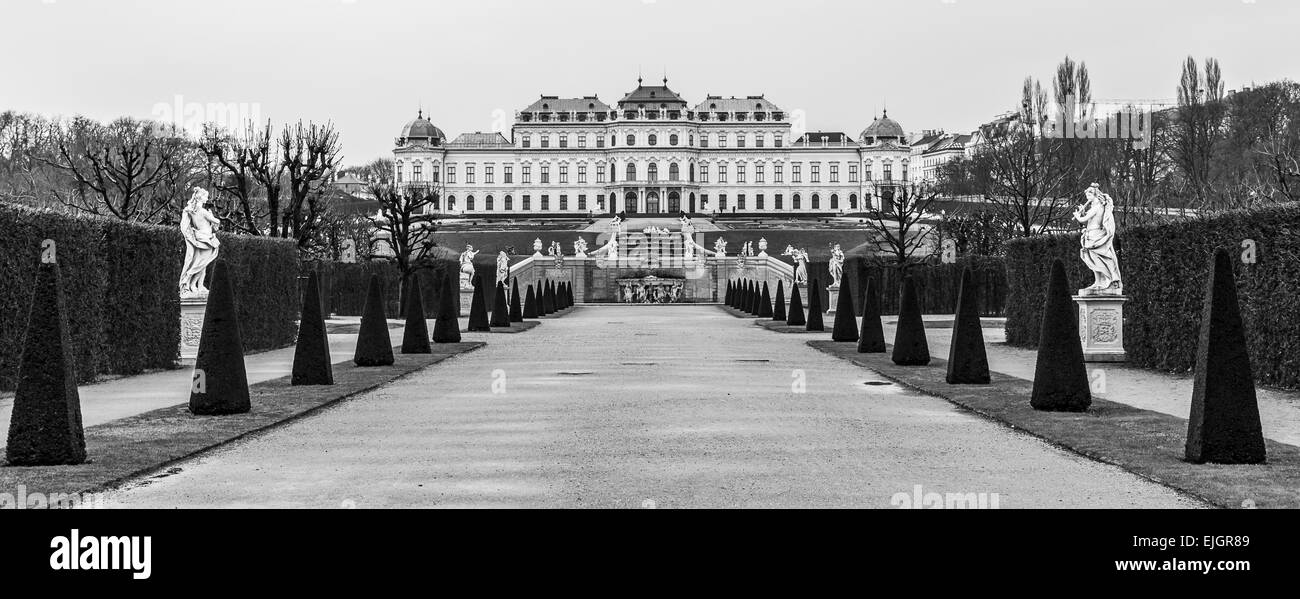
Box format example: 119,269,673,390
680,214,696,259
783,245,809,285
496,250,509,285
459,244,479,290
532,237,544,257
757,237,769,257
548,240,564,267
1074,183,1122,295
574,237,589,258
179,188,221,298
714,237,727,256
828,243,845,288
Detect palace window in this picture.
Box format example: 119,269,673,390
883,163,892,182
597,164,605,183
541,166,550,184
791,164,801,183
396,163,403,183
559,195,568,211
559,165,568,184
903,164,908,181
700,135,708,148
792,193,801,209
541,135,550,148
447,166,456,184
718,193,728,210
830,194,839,209
775,135,783,148
505,195,513,210
756,194,764,210
578,165,587,184
756,164,765,184
865,163,873,181
541,195,550,210
811,193,820,209
849,193,857,210
737,134,746,148
522,195,531,210
688,133,694,146
648,163,658,181
504,165,513,184
522,135,531,148
431,165,440,183
648,134,658,146
830,163,839,183
412,163,422,181
718,165,728,183
466,195,475,211
626,133,635,146
737,165,746,183
466,165,475,184
849,164,859,182
485,165,494,184
447,195,455,210
718,133,728,147
737,193,746,210
700,193,709,210
774,164,783,183
522,165,531,184
670,133,679,146
811,164,820,183
578,194,587,210
610,134,616,147
626,163,636,181
596,135,605,148
700,165,709,183
775,193,783,209
486,195,494,211
669,163,679,181
578,134,586,148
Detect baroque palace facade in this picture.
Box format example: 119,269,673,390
393,79,910,216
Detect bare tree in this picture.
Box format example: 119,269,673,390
198,122,268,234
247,120,286,234
864,180,944,270
279,120,342,248
1172,56,1226,208
367,181,439,280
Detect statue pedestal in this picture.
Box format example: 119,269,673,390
1073,295,1127,362
459,288,474,317
825,283,840,315
179,297,207,364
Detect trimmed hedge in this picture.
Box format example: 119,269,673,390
1004,203,1300,389
0,203,301,391
312,259,458,318
843,256,1008,317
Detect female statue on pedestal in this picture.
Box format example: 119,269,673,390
783,245,809,285
179,188,221,298
828,243,845,288
1074,183,1122,295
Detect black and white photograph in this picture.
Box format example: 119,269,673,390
0,0,1294,585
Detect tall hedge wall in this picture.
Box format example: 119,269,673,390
0,203,301,391
845,256,1008,317
1004,203,1300,389
310,259,458,317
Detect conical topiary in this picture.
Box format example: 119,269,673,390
805,278,825,331
523,283,538,318
6,259,86,465
558,281,568,310
857,275,886,353
467,275,491,331
190,260,253,413
725,281,733,306
567,281,576,307
354,274,396,366
401,275,432,353
773,280,787,321
787,283,806,326
540,280,553,315
509,277,523,322
758,281,773,318
491,281,511,327
831,280,859,342
431,269,461,343
1186,248,1266,464
1029,259,1090,411
292,270,334,384
891,276,930,365
946,267,990,383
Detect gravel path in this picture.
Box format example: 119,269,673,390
103,306,1204,508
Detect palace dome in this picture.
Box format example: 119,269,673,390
861,111,904,142
399,111,445,142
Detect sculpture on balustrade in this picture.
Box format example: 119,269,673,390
783,245,809,285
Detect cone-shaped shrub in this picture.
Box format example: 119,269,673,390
509,278,523,322
1186,248,1266,464
805,278,825,331
946,267,990,383
891,276,929,365
857,276,886,353
567,281,575,307
787,283,806,326
1029,259,1090,411
523,283,538,318
467,275,491,332
401,276,432,353
190,260,253,413
558,282,569,309
831,281,859,342
292,270,334,384
758,281,773,318
751,281,762,315
725,281,733,306
735,280,744,309
491,281,511,327
772,280,786,321
541,280,554,315
6,260,86,465
431,270,462,343
353,274,396,366
746,280,756,313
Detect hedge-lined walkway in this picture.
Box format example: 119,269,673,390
876,316,1300,448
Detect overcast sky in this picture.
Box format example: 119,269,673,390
1,0,1295,164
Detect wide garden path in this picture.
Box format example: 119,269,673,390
103,306,1203,508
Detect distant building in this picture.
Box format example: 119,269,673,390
392,79,911,216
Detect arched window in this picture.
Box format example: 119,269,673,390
505,195,513,211
792,193,801,209
625,191,639,214
447,195,456,211
811,194,820,209
626,163,637,181
485,195,494,211
648,163,659,181
669,133,679,146
830,194,839,210
849,193,857,210
466,195,475,211
395,161,403,183
669,163,679,181
626,133,635,146
648,134,657,146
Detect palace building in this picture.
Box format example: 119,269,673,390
393,79,910,216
